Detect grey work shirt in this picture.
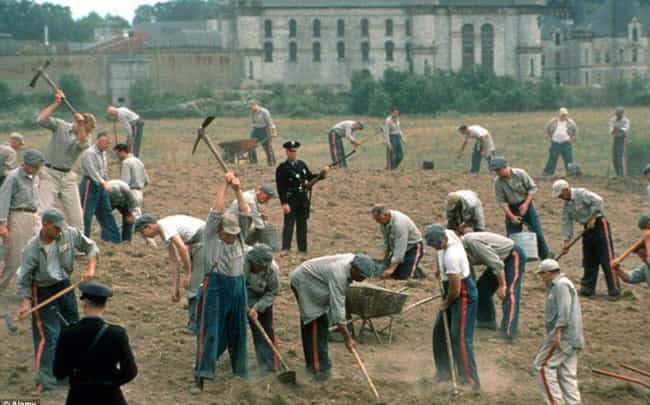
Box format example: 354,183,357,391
120,155,149,190
228,190,265,230
546,118,578,139
202,210,247,277
381,210,423,265
79,144,107,184
447,190,486,231
107,180,137,212
609,116,630,138
39,117,90,170
561,188,605,240
331,120,359,142
462,232,514,275
115,107,140,137
0,168,39,222
251,107,275,129
627,262,650,287
0,143,18,178
383,116,402,145
544,273,584,351
16,227,99,299
289,253,355,325
493,168,537,208
244,248,280,312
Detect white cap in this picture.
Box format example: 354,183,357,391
559,107,569,115
536,259,560,274
551,179,569,198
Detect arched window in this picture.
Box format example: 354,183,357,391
313,41,321,62
405,42,412,61
361,41,370,62
405,19,412,36
289,42,297,62
462,24,474,69
264,20,272,38
385,19,393,36
337,41,345,60
529,58,535,77
264,41,273,62
554,32,561,46
385,41,394,61
361,19,369,37
633,27,639,42
633,48,638,63
313,19,321,38
481,24,494,72
337,19,345,37
289,19,297,38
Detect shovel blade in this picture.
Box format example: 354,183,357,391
277,370,296,384
4,313,17,333
192,128,204,155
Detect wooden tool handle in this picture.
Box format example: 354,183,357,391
620,364,650,378
41,71,78,114
351,346,381,400
592,368,650,389
435,259,459,395
18,280,81,320
612,237,646,266
554,230,585,261
251,317,290,370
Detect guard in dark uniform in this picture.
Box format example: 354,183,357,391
53,282,137,405
275,141,329,253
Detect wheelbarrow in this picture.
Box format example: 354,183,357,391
217,139,258,164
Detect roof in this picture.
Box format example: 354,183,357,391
540,14,567,41
260,0,545,8
575,0,650,37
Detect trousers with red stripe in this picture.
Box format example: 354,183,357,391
299,314,330,379
533,342,581,405
476,245,526,339
432,277,480,388
31,280,79,390
247,305,278,372
580,217,620,296
391,242,425,280
328,131,348,168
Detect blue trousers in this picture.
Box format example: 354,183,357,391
131,120,144,158
247,306,278,372
328,131,348,168
581,217,620,296
433,277,480,388
505,202,550,260
249,127,276,166
79,177,121,243
392,242,425,280
113,206,133,242
31,280,79,390
543,142,573,176
612,136,627,177
476,245,526,339
470,142,492,173
386,134,404,170
194,272,248,379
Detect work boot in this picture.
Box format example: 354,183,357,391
190,377,204,395
578,287,594,297
476,321,497,330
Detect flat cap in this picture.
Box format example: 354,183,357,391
283,140,301,150
246,99,258,106
446,192,462,211
247,243,274,268
134,214,158,232
79,281,113,301
221,212,241,235
488,157,507,171
9,132,24,144
551,179,570,198
424,224,447,248
638,214,650,230
559,107,569,115
259,184,277,198
23,149,45,166
41,208,66,229
616,106,625,113
536,259,560,274
351,254,383,279
643,164,650,175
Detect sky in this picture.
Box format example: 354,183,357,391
35,1,154,23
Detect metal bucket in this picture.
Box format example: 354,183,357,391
247,223,281,252
510,232,539,262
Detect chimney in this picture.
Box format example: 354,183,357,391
44,25,49,46
573,0,586,25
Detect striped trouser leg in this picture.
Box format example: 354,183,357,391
534,343,581,405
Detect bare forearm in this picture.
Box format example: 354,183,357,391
235,189,250,213
38,101,60,123
212,183,227,210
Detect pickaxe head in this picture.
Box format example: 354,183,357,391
29,60,51,88
4,313,17,333
191,116,215,155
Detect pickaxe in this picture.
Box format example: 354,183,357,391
191,117,230,172
29,60,78,114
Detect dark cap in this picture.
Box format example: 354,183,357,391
283,140,301,150
489,157,508,171
259,184,277,198
134,214,158,232
638,214,650,230
424,224,447,248
79,281,113,303
23,149,45,166
41,208,66,229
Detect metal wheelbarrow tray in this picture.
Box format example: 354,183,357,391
217,139,259,164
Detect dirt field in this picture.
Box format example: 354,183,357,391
1,110,649,404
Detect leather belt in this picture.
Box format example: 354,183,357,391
11,208,37,213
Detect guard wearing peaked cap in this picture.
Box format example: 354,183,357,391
53,281,138,405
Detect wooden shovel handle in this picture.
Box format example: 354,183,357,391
620,364,650,379
251,317,290,371
592,368,650,389
17,280,81,320
351,346,381,400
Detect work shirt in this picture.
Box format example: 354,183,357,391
383,116,402,146
79,144,108,184
0,143,18,178
462,232,514,275
228,190,265,230
0,167,39,222
16,227,99,299
244,248,280,312
202,210,247,277
446,190,486,231
251,107,275,129
560,188,605,240
289,253,354,325
437,230,472,282
39,117,90,170
331,120,359,143
463,125,495,156
626,262,650,287
647,185,650,208
494,168,537,208
107,180,137,212
544,273,584,350
115,107,140,138
157,215,205,245
609,116,630,138
120,154,149,190
546,117,578,143
381,210,423,265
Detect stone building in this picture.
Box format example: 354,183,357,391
214,0,547,87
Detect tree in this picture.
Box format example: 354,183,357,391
58,74,86,107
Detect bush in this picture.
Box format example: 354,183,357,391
0,81,10,108
128,78,156,109
58,74,86,107
627,136,650,176
193,82,214,99
368,86,391,117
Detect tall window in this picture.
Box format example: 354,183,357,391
541,54,545,67
555,72,561,85
405,19,412,36
385,41,394,61
530,58,535,77
619,48,624,63
554,32,561,46
585,71,589,85
481,24,494,72
595,51,601,63
337,41,345,60
405,42,412,61
337,19,345,37
313,41,321,62
289,19,297,38
605,52,610,63
633,48,638,63
385,19,393,36
313,19,321,38
249,61,254,79
361,19,369,37
584,49,589,65
633,27,639,42
289,42,297,62
361,41,370,62
264,20,272,38
462,24,474,69
264,41,273,62
555,51,561,66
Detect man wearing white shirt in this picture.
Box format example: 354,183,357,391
384,107,405,170
543,107,578,176
457,124,496,173
328,120,363,168
107,105,144,157
425,223,480,390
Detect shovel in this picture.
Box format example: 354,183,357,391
250,317,296,384
350,345,385,404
